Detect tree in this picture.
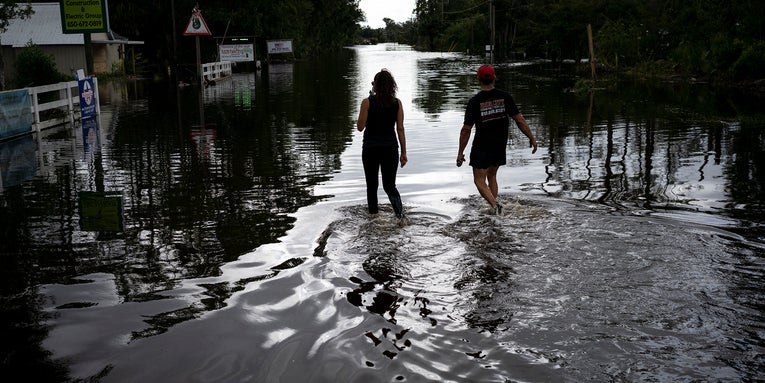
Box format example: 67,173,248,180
0,1,33,90
415,0,443,50
0,1,32,31
105,0,364,80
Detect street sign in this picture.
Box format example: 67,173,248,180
183,8,211,36
59,0,108,34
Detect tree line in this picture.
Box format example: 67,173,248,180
104,0,365,79
375,0,765,84
2,1,764,85
1,0,366,83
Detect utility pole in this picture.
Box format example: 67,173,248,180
171,0,178,83
489,0,495,64
587,24,597,83
85,33,94,74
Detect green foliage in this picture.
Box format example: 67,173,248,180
730,40,765,81
0,1,32,32
414,0,443,51
14,42,68,87
102,0,764,83
669,42,709,76
105,0,363,79
595,20,640,67
437,14,485,54
708,33,743,74
573,77,594,94
110,59,125,75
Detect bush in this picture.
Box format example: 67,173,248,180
670,41,708,76
596,20,641,67
14,42,69,87
730,40,765,81
708,33,743,75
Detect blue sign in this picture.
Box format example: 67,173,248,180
0,89,33,139
77,77,98,119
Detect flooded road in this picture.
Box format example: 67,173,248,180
1,44,764,382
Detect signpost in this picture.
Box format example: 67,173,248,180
59,0,109,75
183,6,212,85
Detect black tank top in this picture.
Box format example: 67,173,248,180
363,94,399,148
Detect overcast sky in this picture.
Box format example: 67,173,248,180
359,0,416,29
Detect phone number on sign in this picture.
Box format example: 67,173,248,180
67,20,103,28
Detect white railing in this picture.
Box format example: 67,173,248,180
26,78,99,132
201,61,233,85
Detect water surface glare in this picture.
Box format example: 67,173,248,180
1,44,764,382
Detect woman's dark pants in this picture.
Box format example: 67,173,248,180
362,146,403,217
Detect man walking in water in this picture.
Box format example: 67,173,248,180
456,65,537,214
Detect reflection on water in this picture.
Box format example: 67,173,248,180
0,44,763,382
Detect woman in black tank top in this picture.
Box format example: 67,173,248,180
356,69,408,223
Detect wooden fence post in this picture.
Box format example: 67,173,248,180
587,24,597,82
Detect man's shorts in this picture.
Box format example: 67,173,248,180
469,148,506,169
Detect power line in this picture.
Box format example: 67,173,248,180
442,0,489,15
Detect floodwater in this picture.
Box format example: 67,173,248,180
1,44,764,382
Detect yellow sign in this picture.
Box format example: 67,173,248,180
79,191,123,232
60,0,108,34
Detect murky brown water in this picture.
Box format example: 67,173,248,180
1,44,763,382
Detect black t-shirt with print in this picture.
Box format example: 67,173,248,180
463,88,520,152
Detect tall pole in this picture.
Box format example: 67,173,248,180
85,33,94,74
196,36,202,86
587,24,597,82
0,36,5,90
489,0,495,64
171,0,178,83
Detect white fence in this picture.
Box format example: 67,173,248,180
0,79,99,142
201,62,233,85
28,79,99,132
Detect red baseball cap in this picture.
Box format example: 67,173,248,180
478,65,495,80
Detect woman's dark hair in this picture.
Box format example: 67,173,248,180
373,69,397,106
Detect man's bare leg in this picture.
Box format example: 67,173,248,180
487,166,499,200
473,167,497,207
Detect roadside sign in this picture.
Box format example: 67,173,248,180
77,77,98,119
219,44,255,62
79,191,123,232
267,39,294,54
59,0,108,34
184,9,211,36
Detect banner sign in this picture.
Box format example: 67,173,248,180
0,89,33,140
267,40,294,55
219,44,255,62
78,77,98,119
59,0,108,34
